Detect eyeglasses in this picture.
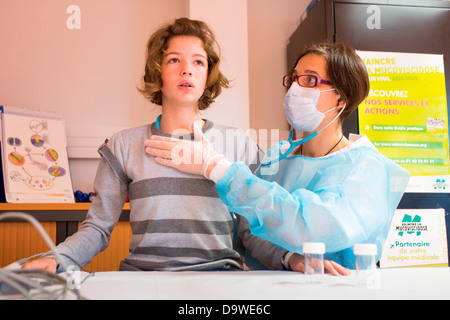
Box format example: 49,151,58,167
283,74,332,88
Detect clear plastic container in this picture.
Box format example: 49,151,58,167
353,243,379,288
303,242,325,284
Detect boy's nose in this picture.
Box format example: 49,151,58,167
180,61,193,76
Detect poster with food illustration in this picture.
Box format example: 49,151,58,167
0,106,74,202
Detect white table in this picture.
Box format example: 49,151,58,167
76,267,450,300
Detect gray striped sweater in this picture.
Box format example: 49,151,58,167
55,120,262,271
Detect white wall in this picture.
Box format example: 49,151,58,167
188,0,250,131
0,0,309,192
0,0,188,191
247,0,310,146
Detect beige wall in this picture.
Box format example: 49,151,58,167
189,0,250,131
0,0,189,191
0,0,188,128
0,0,309,191
248,0,309,146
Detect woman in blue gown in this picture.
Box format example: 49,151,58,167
145,42,410,270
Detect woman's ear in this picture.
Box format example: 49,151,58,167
337,96,346,108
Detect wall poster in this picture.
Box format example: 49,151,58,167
357,51,449,193
0,106,75,203
380,209,448,268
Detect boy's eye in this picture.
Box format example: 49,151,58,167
167,57,179,63
194,59,206,66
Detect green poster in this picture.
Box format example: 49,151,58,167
357,51,449,193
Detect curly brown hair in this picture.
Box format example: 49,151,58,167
138,18,230,110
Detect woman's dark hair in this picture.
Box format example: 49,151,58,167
291,41,370,121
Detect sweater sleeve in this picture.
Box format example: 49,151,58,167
236,215,287,270
54,138,128,272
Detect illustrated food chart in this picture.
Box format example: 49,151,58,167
1,110,74,202
7,119,68,191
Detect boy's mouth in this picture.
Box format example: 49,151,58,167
178,80,194,88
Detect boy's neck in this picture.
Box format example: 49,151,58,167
159,106,204,134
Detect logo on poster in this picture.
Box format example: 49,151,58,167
396,214,427,236
433,178,447,190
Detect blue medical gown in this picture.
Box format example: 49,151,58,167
216,137,410,269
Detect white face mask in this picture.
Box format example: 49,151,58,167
283,82,336,132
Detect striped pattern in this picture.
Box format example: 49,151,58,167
128,177,219,199
130,219,233,235
54,120,261,272
124,176,241,270
109,121,259,271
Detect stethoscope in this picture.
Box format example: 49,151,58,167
261,104,346,167
155,114,162,129
260,130,317,167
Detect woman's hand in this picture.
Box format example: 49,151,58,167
287,253,351,276
145,122,223,177
21,256,57,273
